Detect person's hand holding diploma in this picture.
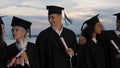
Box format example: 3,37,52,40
65,48,74,57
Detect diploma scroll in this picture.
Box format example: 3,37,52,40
110,40,120,53
60,37,73,68
7,48,26,67
16,48,26,57
60,37,72,58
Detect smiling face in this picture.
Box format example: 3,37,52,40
12,26,27,41
48,14,62,27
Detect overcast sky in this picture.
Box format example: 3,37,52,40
0,0,120,35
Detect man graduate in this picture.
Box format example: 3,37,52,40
101,13,120,68
36,5,77,68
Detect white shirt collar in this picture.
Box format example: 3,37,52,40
16,41,28,50
16,41,30,66
52,25,63,36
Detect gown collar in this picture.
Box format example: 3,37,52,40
16,40,28,51
52,25,63,36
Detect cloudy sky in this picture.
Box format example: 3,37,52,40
0,0,120,35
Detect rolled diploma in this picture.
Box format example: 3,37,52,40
7,48,26,67
16,48,26,57
16,48,26,66
110,40,120,53
60,37,72,58
60,37,68,49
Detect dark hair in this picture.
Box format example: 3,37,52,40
82,25,94,40
0,23,4,41
81,22,103,40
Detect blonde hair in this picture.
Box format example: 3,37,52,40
12,26,27,38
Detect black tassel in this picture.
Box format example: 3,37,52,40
64,13,72,25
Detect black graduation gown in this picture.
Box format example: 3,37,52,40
101,30,120,68
7,42,40,68
36,27,77,68
0,41,8,68
77,40,106,68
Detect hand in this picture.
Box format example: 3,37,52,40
7,57,17,67
79,36,86,45
116,54,120,59
15,57,24,65
65,48,74,57
21,52,28,61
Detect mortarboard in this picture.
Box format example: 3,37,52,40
46,5,64,15
81,14,100,31
11,16,32,38
114,13,120,21
46,5,72,25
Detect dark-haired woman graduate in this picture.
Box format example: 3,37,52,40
0,16,8,68
7,16,40,68
77,14,106,68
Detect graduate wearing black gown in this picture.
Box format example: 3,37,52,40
77,14,106,68
103,30,120,68
0,41,8,68
100,13,120,68
0,16,8,68
8,42,40,68
36,6,77,68
7,16,40,68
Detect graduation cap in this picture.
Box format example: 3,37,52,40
0,16,6,24
114,13,120,21
46,5,64,15
46,5,72,25
81,14,100,31
11,16,32,38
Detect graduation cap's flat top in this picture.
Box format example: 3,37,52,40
46,5,64,15
114,12,120,20
84,14,99,26
11,16,32,31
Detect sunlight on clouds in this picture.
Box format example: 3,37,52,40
31,25,44,29
30,18,48,24
101,18,115,24
0,6,47,16
68,11,96,19
19,0,43,9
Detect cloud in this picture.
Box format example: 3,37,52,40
0,0,25,8
0,6,47,16
31,25,44,29
1,0,120,35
